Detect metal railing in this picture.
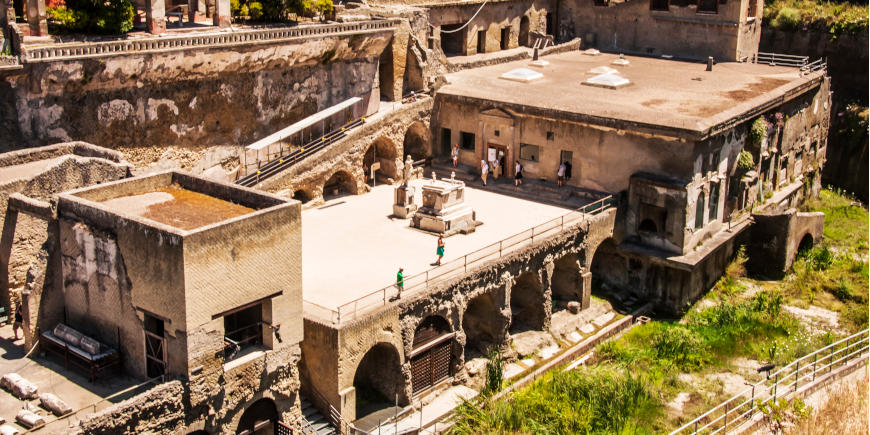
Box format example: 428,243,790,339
753,52,809,68
800,58,827,76
671,328,869,435
304,195,617,325
305,379,356,434
21,19,399,62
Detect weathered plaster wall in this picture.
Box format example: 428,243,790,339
79,380,188,435
747,208,824,278
0,32,392,149
428,0,552,56
559,0,762,61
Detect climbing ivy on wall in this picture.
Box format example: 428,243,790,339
748,117,769,145
738,150,756,170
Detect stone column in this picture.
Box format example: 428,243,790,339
580,271,592,310
213,0,230,28
0,208,18,311
25,0,46,36
146,0,166,34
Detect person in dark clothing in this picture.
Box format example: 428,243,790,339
13,303,23,340
565,161,573,180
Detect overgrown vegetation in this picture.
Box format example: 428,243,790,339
47,0,134,34
749,117,769,145
450,189,868,433
764,0,869,37
737,149,755,170
230,0,333,22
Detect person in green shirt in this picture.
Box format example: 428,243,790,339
395,267,404,299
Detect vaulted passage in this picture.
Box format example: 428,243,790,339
410,316,454,396
323,170,357,199
363,137,399,182
590,238,629,301
509,272,546,333
463,293,506,359
236,398,278,435
551,255,582,310
353,343,407,419
403,121,431,161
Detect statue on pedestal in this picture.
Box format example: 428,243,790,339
394,155,418,219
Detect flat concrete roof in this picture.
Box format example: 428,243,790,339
438,52,822,138
302,180,575,311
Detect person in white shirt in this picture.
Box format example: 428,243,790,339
480,160,489,186
557,162,567,187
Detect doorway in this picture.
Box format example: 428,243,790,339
487,144,508,178
144,313,166,378
560,150,574,181
477,30,487,54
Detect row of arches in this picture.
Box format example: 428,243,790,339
289,121,431,205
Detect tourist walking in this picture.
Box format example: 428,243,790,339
393,267,405,300
491,158,500,180
452,144,459,167
480,160,489,186
557,162,567,187
434,236,445,266
514,160,523,186
12,303,23,340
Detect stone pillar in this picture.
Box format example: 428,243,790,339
25,0,46,36
187,0,196,22
146,0,166,34
0,208,18,311
580,271,592,310
213,0,230,28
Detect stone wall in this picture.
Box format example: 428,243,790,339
79,380,187,435
747,208,825,278
428,0,552,56
559,0,762,61
0,31,392,150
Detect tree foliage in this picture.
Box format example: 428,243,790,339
47,0,134,34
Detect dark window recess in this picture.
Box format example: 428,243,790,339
460,132,476,151
494,130,500,137
224,304,263,360
650,0,669,10
500,27,510,50
546,131,555,141
638,203,667,235
545,12,554,35
697,0,717,13
708,183,720,221
670,0,689,7
695,194,706,229
594,0,608,6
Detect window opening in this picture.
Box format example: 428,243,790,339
519,143,540,162
460,131,475,151
224,304,263,361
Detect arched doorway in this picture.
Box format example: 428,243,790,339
236,398,278,435
292,189,312,204
463,293,506,359
797,233,814,256
323,170,357,199
509,272,547,333
411,316,454,395
353,343,407,420
519,16,530,46
363,137,399,182
551,254,581,310
403,122,431,161
590,238,630,307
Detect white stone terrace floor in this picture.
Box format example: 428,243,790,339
302,179,578,315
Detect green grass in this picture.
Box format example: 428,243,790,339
450,189,868,433
763,0,869,36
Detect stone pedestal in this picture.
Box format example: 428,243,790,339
25,0,46,36
213,0,231,27
411,178,479,235
392,185,417,219
146,0,166,34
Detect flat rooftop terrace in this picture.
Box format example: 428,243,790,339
302,180,580,313
438,52,821,137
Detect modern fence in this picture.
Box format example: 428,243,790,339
751,52,827,77
671,328,869,435
303,195,617,326
21,19,399,62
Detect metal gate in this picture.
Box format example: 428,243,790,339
411,337,452,395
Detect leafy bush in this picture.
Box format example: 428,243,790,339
648,324,710,370
247,1,263,20
49,0,134,34
772,6,802,31
483,347,504,395
748,117,769,145
738,150,755,170
764,0,869,37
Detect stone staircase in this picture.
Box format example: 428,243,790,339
300,397,336,435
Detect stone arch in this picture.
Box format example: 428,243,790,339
292,189,313,204
364,136,400,181
353,342,408,419
462,292,507,358
509,271,547,333
797,233,814,255
590,238,628,301
403,121,431,161
551,254,582,309
519,15,530,46
323,170,357,199
236,398,279,435
638,219,657,233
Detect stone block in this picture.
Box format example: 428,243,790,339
567,301,581,314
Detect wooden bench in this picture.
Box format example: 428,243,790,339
40,329,121,383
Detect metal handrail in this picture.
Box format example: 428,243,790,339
307,195,617,325
671,328,869,435
305,378,356,434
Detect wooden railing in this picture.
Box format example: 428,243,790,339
21,19,399,62
304,195,618,326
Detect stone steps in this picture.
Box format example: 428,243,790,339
300,398,336,435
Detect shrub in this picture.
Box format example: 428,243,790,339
483,347,504,395
772,7,802,31
51,0,135,34
738,150,755,170
311,0,333,19
648,324,710,370
247,1,263,20
749,117,768,145
47,6,88,31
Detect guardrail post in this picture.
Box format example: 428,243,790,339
499,241,502,257
794,360,799,392
812,353,817,381
845,336,851,364
724,402,728,431
830,345,834,372
773,373,778,401
749,385,755,419
464,255,467,272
